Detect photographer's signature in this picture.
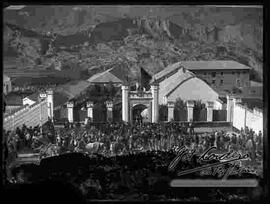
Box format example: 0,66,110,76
168,146,257,179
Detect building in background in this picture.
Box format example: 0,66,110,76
4,92,24,114
241,80,263,98
155,61,251,92
152,66,223,109
3,74,12,95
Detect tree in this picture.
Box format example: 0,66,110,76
194,100,205,111
175,98,186,110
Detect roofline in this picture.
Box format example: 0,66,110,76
154,69,179,83
153,60,251,82
88,82,123,84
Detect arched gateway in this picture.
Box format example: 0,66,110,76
121,83,159,124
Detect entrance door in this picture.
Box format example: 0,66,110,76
132,104,149,124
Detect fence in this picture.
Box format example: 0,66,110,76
193,108,207,122
73,108,87,122
113,106,122,122
213,110,227,121
93,105,107,122
174,108,187,121
159,105,168,122
3,99,48,131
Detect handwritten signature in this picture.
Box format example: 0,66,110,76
168,146,256,179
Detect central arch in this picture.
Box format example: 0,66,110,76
122,84,159,123
132,104,148,123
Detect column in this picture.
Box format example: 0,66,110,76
167,101,175,122
231,97,241,125
67,102,74,123
129,104,133,124
206,101,214,122
106,101,113,122
46,89,54,122
187,100,194,122
151,84,159,123
226,95,232,122
148,102,152,123
86,101,94,122
121,85,129,123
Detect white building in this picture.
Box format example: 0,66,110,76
152,66,223,109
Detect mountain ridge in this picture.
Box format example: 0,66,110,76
3,6,263,82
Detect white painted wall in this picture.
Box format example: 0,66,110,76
214,100,223,110
3,100,48,131
246,108,263,134
23,97,36,106
232,104,246,130
232,103,263,134
167,77,219,103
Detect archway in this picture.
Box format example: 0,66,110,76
132,104,148,124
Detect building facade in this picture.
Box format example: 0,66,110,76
194,69,250,91
180,61,251,91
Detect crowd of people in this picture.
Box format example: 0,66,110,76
4,121,263,164
3,120,55,165
3,121,263,201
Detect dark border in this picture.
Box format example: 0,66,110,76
1,1,268,203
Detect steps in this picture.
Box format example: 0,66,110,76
14,153,41,166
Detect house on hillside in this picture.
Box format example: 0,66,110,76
4,92,24,114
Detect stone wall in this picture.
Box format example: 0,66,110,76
4,99,48,131
232,102,263,134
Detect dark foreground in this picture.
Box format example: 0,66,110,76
4,151,265,202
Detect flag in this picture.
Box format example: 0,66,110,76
140,67,152,90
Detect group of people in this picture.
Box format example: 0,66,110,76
3,120,55,165
3,121,263,165
55,123,263,160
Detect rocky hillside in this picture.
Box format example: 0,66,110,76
3,5,263,82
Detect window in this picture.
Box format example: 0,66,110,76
204,72,207,75
220,80,223,85
232,71,235,75
212,72,216,77
212,80,216,84
221,72,223,76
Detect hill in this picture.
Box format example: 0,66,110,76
3,5,263,82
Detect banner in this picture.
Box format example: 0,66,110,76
140,67,152,90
